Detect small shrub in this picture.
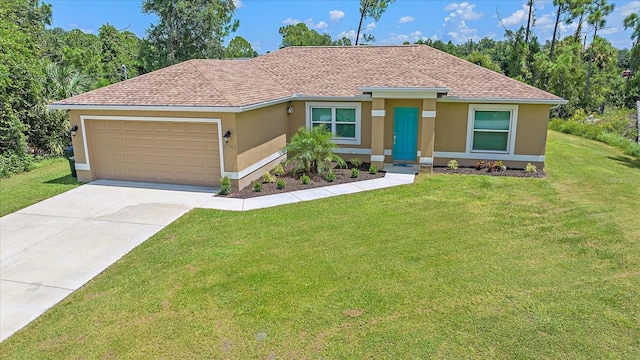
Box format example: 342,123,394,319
252,182,262,192
219,176,231,195
263,171,276,183
301,174,311,185
276,179,285,190
272,163,285,176
524,163,537,173
491,161,505,172
447,159,459,170
369,164,378,174
350,157,363,168
351,168,359,178
326,171,336,182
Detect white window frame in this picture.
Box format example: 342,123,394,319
306,102,361,145
466,104,518,154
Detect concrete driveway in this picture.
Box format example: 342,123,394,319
0,180,216,342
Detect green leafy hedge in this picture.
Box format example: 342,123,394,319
549,109,640,158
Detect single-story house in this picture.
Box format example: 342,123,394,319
50,45,567,189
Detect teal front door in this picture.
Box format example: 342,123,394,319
393,107,419,161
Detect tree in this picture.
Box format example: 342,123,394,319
225,36,258,58
525,0,536,45
0,0,51,161
141,0,239,70
465,51,502,73
283,126,346,175
566,0,591,42
584,0,614,94
279,23,333,48
623,13,640,73
550,0,569,59
355,0,394,45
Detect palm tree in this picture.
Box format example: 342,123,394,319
282,126,346,175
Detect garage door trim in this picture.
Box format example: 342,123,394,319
77,115,225,177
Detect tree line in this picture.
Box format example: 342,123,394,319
1,0,638,177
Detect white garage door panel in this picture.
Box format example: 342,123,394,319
88,120,220,186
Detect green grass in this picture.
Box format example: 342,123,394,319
0,157,80,217
2,131,639,358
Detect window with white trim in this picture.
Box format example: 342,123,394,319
306,102,361,145
467,104,518,153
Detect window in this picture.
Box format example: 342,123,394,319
467,105,518,153
306,102,361,145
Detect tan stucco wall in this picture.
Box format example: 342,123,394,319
433,102,469,153
235,103,288,172
68,109,236,184
514,104,551,155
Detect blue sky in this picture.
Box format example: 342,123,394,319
48,0,639,54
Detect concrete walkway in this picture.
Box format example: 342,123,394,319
197,173,416,211
0,173,415,341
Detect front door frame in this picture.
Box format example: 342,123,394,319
392,107,419,162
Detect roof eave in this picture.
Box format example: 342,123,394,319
358,86,450,93
46,94,375,113
438,96,568,105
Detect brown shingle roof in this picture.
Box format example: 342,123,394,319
53,45,563,107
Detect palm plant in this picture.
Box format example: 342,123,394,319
282,126,345,175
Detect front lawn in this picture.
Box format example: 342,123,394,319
2,131,639,358
0,157,80,217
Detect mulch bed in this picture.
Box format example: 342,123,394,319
432,166,545,178
228,163,385,199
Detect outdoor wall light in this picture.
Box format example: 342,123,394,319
223,130,231,144
287,104,294,114
70,125,78,137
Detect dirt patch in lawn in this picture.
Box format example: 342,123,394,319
227,163,385,199
432,166,545,178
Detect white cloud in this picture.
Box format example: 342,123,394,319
390,30,428,43
316,21,328,30
444,2,482,21
536,13,554,31
338,30,357,42
447,20,479,42
365,22,376,31
69,24,93,33
501,5,528,27
618,1,640,17
399,16,415,23
598,26,618,36
233,0,244,9
330,9,345,22
282,17,300,25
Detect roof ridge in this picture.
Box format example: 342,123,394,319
418,45,561,98
188,60,239,106
247,57,297,97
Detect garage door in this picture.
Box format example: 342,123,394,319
88,120,221,186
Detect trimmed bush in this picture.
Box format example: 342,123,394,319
301,174,311,185
524,163,537,173
272,163,285,176
351,168,359,178
349,157,363,168
447,160,459,170
369,164,378,174
219,176,231,195
252,182,262,192
326,171,336,182
276,179,285,190
263,171,276,183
